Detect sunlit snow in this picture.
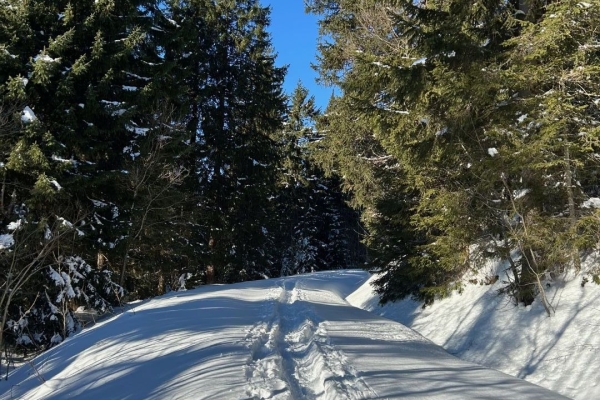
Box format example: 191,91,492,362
21,106,37,123
582,197,600,208
349,259,600,400
0,271,565,400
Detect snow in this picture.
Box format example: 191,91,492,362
34,54,59,63
123,71,151,81
51,154,80,167
0,271,565,399
100,100,122,107
0,234,14,250
125,124,150,136
21,106,37,123
582,197,600,208
517,113,528,123
49,179,62,191
348,259,600,400
372,61,391,69
48,266,66,286
435,127,448,136
6,220,21,231
166,18,181,27
488,147,499,157
513,188,530,200
90,198,108,208
412,57,427,66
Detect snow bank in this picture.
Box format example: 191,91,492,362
347,259,600,400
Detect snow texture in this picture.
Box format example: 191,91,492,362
513,189,531,200
582,197,600,208
488,147,499,157
6,220,21,231
21,106,37,123
34,54,59,63
49,180,62,191
0,234,14,250
348,259,600,400
125,124,150,136
0,271,565,399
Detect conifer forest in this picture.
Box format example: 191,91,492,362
1,0,600,354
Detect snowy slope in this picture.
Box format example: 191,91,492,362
0,270,565,399
348,259,600,400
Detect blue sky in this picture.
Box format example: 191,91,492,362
262,1,333,111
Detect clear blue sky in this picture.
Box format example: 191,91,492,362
262,1,333,111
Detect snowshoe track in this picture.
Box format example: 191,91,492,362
244,279,375,400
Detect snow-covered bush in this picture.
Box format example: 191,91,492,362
5,256,123,350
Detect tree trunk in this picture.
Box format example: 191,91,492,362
119,250,129,288
564,145,581,271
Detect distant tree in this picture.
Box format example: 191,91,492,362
276,84,365,276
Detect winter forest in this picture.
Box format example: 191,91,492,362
1,0,600,362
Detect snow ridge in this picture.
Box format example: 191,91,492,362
244,279,375,399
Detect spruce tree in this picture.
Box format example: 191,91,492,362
486,0,600,307
276,84,364,275
0,0,177,345
308,0,600,308
166,0,286,282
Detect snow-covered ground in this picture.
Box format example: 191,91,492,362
349,257,600,400
0,270,565,399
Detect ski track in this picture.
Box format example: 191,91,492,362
244,279,376,400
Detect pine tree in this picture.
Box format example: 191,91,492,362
275,84,364,275
485,0,600,308
0,0,180,345
307,0,528,304
314,96,423,301
166,0,287,283
308,0,600,308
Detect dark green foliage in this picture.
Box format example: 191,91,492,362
275,84,365,276
165,0,287,283
0,0,188,347
308,0,600,308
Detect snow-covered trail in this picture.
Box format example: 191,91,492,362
0,270,566,399
244,277,375,399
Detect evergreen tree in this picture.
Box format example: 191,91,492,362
166,0,287,282
0,0,181,345
486,0,600,308
308,0,600,307
276,84,365,276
